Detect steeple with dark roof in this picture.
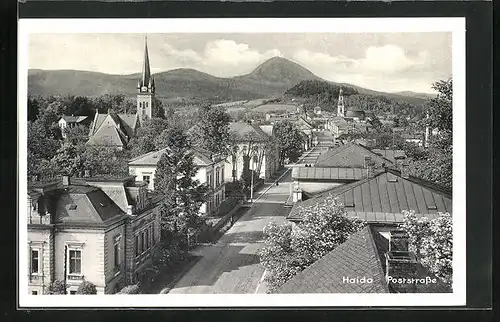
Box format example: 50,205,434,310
136,35,155,123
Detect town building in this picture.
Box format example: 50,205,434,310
287,167,452,224
58,115,92,138
128,147,226,216
225,122,280,182
276,226,451,293
87,37,154,149
27,174,162,295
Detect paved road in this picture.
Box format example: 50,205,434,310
168,171,292,294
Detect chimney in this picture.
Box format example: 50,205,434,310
385,230,418,292
84,169,91,178
292,182,302,202
364,156,374,178
62,175,70,186
126,205,134,215
401,162,410,179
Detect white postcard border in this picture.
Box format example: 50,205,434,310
18,17,466,307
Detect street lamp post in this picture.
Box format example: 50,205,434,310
250,166,254,203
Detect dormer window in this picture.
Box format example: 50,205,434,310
68,204,77,210
427,205,438,210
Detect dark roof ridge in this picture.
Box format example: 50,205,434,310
386,168,451,198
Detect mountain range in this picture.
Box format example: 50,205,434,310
28,57,432,106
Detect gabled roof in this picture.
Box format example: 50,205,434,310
277,226,390,293
292,167,365,182
128,146,214,167
88,113,136,147
276,225,452,294
315,142,393,168
229,122,270,142
288,168,452,223
294,116,314,130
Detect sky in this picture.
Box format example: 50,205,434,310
28,33,452,93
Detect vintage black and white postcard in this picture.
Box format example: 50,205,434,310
18,17,465,307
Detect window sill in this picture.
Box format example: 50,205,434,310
67,274,84,281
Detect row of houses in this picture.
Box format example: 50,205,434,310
28,118,286,294
280,140,452,293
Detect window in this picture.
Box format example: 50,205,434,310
150,225,155,245
221,170,224,184
30,249,40,274
135,235,140,257
142,231,146,253
70,290,77,295
68,249,82,275
145,229,149,249
146,102,148,108
113,236,121,270
142,175,150,184
32,291,38,295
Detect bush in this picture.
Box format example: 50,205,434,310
45,279,66,294
216,197,239,217
118,284,141,294
76,280,97,294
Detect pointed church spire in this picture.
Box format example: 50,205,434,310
139,35,152,91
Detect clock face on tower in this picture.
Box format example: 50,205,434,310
141,86,148,92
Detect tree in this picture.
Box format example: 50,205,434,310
63,124,89,146
93,94,136,115
410,78,453,189
259,195,365,292
51,142,84,176
274,120,304,164
82,144,129,176
28,120,61,161
191,105,231,156
153,128,209,247
76,280,98,294
152,97,166,119
399,211,453,286
28,96,41,121
129,118,171,157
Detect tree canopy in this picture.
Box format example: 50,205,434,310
274,120,304,164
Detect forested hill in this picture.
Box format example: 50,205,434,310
284,79,427,117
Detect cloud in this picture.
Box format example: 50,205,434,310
292,45,436,92
203,39,282,67
293,45,430,75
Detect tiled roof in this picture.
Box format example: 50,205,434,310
372,149,407,163
229,122,270,141
276,225,452,293
277,226,390,293
128,147,213,167
292,167,365,182
288,169,452,222
315,142,393,168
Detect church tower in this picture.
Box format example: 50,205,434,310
137,36,155,123
337,87,345,116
